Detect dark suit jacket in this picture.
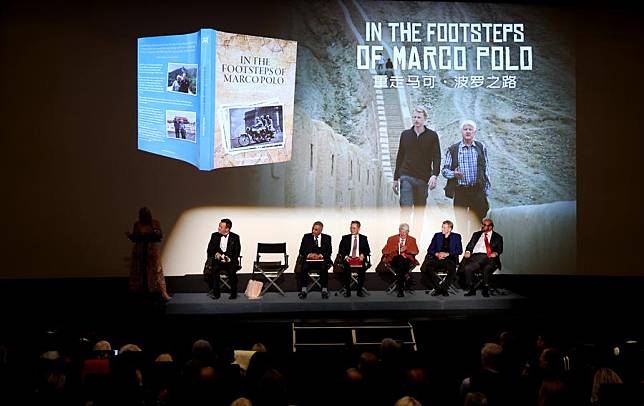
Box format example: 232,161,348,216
427,232,463,262
393,126,441,182
465,230,503,269
338,234,371,259
207,232,241,269
299,233,332,265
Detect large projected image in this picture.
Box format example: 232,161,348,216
153,1,576,278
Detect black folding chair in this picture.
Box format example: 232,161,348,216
383,261,417,295
337,255,372,296
252,243,289,296
204,256,241,293
304,260,331,293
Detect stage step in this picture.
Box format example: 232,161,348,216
291,321,417,352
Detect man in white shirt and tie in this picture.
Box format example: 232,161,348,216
338,220,371,297
205,218,241,299
460,218,503,297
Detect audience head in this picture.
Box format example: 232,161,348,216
199,365,216,382
345,367,363,383
246,351,274,384
539,348,564,379
93,340,111,352
538,379,568,406
394,395,422,406
251,342,267,353
191,339,213,361
155,353,173,363
255,369,288,406
119,344,141,354
480,343,503,372
464,392,488,406
591,367,623,403
230,398,253,406
358,351,378,374
498,331,516,349
92,340,113,359
381,338,402,363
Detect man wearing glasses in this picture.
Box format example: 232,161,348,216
460,218,503,297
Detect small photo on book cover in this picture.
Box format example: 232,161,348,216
220,102,285,153
166,110,197,143
167,63,198,95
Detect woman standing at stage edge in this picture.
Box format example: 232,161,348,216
126,207,172,302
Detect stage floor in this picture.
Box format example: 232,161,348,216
166,290,528,318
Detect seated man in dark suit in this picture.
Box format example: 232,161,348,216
460,218,503,297
421,220,463,296
338,220,371,297
298,221,333,299
205,218,241,299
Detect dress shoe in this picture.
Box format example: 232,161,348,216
356,289,365,297
229,293,237,300
482,287,490,298
442,289,449,297
322,290,329,299
298,291,307,299
465,289,476,297
343,290,351,297
397,291,404,298
431,289,442,297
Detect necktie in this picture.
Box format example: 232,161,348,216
484,232,492,258
351,235,357,258
315,235,319,247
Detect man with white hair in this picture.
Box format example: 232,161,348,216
442,120,491,236
392,106,442,239
381,223,420,297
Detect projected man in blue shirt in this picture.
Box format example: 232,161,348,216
442,120,491,236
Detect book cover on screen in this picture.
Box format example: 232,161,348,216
137,29,297,170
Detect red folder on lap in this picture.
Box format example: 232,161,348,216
347,257,363,268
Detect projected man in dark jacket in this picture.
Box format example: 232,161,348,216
392,105,441,240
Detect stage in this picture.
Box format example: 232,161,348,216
166,289,528,318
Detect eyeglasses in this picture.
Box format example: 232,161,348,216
482,224,493,227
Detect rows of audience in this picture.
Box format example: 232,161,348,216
0,328,641,405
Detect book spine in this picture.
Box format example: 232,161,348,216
198,29,216,170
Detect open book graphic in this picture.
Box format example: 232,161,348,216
137,29,297,170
